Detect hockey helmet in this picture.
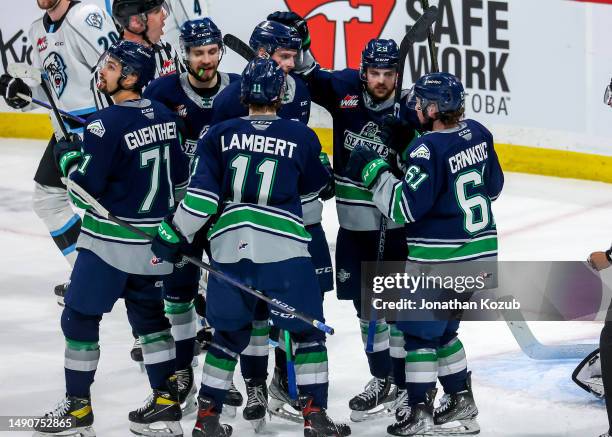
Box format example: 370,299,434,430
101,40,156,90
240,58,285,106
411,72,465,116
112,0,168,29
359,38,399,81
249,20,302,56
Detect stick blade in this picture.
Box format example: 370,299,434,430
7,63,42,84
223,34,256,62
400,5,439,53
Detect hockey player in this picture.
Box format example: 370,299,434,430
151,57,350,437
271,11,415,421
143,17,241,416
32,40,189,437
211,17,335,426
0,0,117,302
346,72,504,435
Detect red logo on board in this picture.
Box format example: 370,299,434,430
284,0,395,70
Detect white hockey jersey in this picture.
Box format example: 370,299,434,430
28,1,118,117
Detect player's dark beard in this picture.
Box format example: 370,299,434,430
38,0,62,11
367,84,394,102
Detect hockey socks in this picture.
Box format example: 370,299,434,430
240,319,271,380
291,336,329,409
165,300,197,370
405,348,438,405
200,345,239,413
64,338,100,398
390,324,407,389
140,329,177,390
437,337,468,394
359,318,391,378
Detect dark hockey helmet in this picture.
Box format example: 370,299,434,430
249,20,302,56
180,18,223,51
105,40,156,89
359,38,400,81
411,72,465,116
240,58,285,106
112,0,167,29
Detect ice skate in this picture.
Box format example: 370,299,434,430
221,382,242,419
268,368,302,423
54,281,69,307
130,338,145,372
387,389,436,436
192,396,233,437
33,395,95,437
433,373,479,435
176,367,198,416
128,377,182,437
348,376,398,422
243,378,269,433
301,395,351,437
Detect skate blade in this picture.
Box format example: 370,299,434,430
56,297,65,307
33,426,96,436
221,405,236,419
268,398,302,424
434,419,480,435
249,417,267,434
129,420,183,436
350,399,398,423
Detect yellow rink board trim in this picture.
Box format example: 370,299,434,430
2,113,612,183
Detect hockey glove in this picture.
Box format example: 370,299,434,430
318,152,335,201
152,218,187,264
0,74,31,109
267,11,311,50
346,143,391,189
54,134,83,177
379,114,417,157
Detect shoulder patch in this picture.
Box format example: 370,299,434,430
85,12,103,29
410,144,431,160
87,120,106,138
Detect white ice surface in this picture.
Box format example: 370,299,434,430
0,138,609,436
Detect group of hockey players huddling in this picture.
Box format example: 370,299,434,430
0,1,504,436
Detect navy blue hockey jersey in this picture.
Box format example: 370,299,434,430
144,71,240,159
370,119,504,263
70,99,190,274
304,66,417,231
173,115,330,264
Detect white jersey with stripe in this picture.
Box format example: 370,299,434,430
28,1,118,117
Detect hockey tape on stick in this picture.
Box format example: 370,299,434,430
419,0,440,73
223,34,256,62
16,92,86,125
64,179,335,335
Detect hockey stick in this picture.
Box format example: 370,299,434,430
365,5,439,353
419,0,440,72
498,299,598,360
64,179,335,335
284,330,298,400
15,92,87,125
8,63,70,139
8,63,86,124
223,34,256,62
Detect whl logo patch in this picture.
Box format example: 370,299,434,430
159,59,176,76
340,94,359,108
37,37,48,52
284,0,395,70
87,120,105,138
410,144,430,160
